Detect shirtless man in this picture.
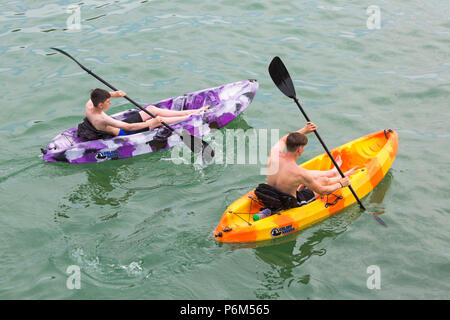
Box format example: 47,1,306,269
78,88,208,140
266,122,359,205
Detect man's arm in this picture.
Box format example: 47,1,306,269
109,90,126,98
103,114,192,133
297,122,318,135
269,122,318,156
102,115,162,132
270,135,287,157
308,155,343,178
300,168,350,195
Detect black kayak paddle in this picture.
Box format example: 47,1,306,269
51,47,214,163
268,56,368,211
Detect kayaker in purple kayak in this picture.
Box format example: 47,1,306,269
77,88,208,141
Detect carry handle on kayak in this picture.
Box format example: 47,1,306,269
50,47,214,163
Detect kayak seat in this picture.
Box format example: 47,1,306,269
254,183,300,212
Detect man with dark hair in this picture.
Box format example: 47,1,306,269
77,88,208,141
263,122,359,207
285,131,309,152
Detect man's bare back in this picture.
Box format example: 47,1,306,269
266,122,358,198
267,152,310,197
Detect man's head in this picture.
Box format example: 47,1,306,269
286,132,308,155
91,88,111,110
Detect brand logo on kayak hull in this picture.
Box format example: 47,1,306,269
271,225,295,238
96,150,120,160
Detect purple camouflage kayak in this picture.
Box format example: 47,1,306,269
41,79,258,163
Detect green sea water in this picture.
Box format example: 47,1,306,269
0,0,449,300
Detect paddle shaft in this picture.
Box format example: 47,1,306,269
293,97,366,210
68,57,176,133
50,47,218,161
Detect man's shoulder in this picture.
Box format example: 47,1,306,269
86,109,106,124
85,99,94,109
291,164,310,179
295,164,309,173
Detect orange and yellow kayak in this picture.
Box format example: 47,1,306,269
214,129,398,243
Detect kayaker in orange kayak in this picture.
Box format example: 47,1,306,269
265,122,359,205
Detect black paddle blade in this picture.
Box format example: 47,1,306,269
51,47,90,73
180,130,215,164
373,215,388,227
268,56,297,99
51,47,78,65
202,141,215,164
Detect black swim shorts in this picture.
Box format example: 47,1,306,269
296,186,316,206
120,111,148,135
